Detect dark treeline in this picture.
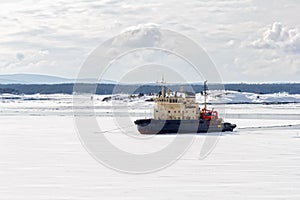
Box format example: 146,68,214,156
0,83,300,95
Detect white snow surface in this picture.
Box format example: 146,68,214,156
1,92,300,199
196,90,300,104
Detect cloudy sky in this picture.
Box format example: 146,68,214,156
0,0,299,83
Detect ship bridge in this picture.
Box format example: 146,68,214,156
154,90,199,120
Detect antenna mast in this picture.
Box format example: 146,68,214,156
160,75,166,98
203,80,208,110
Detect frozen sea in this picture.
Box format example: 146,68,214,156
1,93,300,200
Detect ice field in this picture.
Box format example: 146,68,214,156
1,92,300,199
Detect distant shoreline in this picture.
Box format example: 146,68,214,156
1,83,300,95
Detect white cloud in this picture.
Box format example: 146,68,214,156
0,0,299,82
225,22,300,82
251,22,300,53
113,24,163,49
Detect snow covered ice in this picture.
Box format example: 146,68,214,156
1,92,300,199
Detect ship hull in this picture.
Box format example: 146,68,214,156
134,119,236,134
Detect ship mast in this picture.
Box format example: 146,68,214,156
160,75,166,99
203,80,208,110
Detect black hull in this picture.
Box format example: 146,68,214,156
134,119,236,134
